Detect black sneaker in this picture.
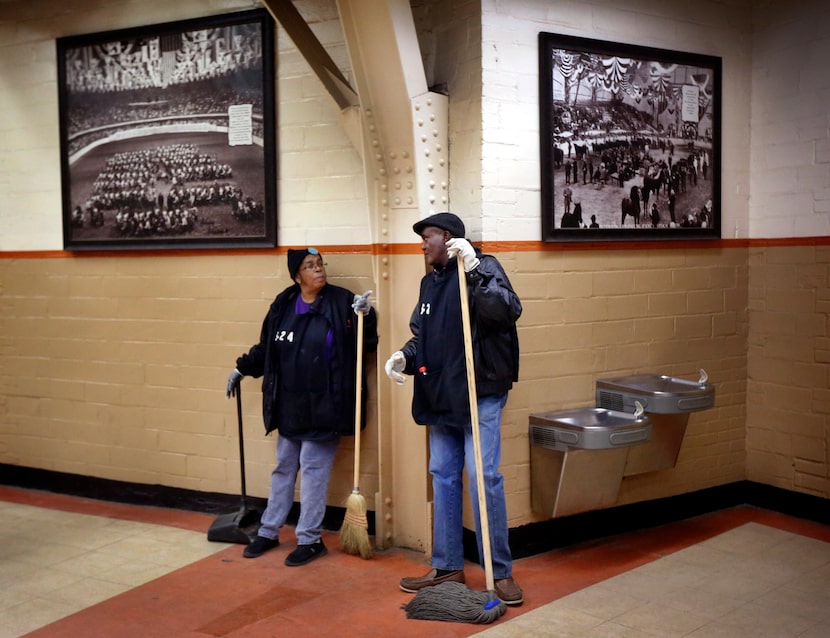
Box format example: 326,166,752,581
284,540,327,566
243,535,279,558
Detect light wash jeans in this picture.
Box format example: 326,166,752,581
428,392,512,579
258,435,339,545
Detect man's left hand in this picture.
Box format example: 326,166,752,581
446,238,480,272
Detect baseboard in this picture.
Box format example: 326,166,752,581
498,480,829,560
1,464,825,560
0,463,364,535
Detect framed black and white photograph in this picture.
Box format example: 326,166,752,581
57,9,276,250
539,32,721,242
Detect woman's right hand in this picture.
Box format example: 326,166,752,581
226,369,243,398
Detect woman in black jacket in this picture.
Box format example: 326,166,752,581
227,248,377,566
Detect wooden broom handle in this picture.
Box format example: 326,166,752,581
352,310,364,490
456,261,497,593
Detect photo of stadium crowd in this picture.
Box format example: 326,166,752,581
539,33,721,241
57,9,276,249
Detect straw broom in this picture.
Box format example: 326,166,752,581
402,257,506,624
339,309,373,559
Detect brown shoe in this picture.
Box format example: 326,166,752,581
399,568,465,593
494,577,523,606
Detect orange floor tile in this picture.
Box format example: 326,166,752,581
2,486,829,638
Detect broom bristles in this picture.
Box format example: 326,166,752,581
339,490,373,559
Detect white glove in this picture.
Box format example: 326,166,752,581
352,290,372,315
446,238,480,272
226,369,243,399
384,351,406,385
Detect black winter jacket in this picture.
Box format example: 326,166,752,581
235,283,378,438
400,249,521,427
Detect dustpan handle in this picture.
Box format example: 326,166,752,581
456,261,497,594
236,386,248,504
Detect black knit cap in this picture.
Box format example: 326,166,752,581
287,247,320,280
412,212,465,238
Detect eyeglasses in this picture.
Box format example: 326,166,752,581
301,260,327,272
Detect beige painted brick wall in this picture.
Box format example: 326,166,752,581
0,252,381,509
746,245,830,497
504,246,749,523
1,243,753,530
2,0,829,552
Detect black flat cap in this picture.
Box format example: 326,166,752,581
412,212,465,238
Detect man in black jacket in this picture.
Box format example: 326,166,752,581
385,213,524,605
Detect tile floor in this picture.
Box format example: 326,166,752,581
0,485,828,637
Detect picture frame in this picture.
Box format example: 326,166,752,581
57,9,277,251
539,32,721,242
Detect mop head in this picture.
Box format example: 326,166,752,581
402,581,506,624
339,491,373,559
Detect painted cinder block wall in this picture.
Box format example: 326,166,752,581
744,1,830,498
415,0,754,525
0,0,827,553
0,0,383,520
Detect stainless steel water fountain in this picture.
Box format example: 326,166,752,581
595,370,715,475
529,404,651,517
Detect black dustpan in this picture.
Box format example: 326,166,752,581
208,385,262,544
207,504,261,544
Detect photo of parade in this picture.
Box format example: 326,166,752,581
539,33,720,241
57,9,276,249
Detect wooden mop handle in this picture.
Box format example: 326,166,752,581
352,310,364,490
456,260,497,594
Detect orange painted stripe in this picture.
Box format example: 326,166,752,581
1,236,828,260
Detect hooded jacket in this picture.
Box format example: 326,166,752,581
400,248,521,427
235,283,378,438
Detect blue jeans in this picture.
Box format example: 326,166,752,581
258,435,339,545
428,392,512,579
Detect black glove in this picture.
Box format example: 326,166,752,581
226,369,243,398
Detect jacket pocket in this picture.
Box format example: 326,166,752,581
413,363,469,423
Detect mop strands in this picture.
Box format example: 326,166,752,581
339,310,374,559
402,582,505,624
